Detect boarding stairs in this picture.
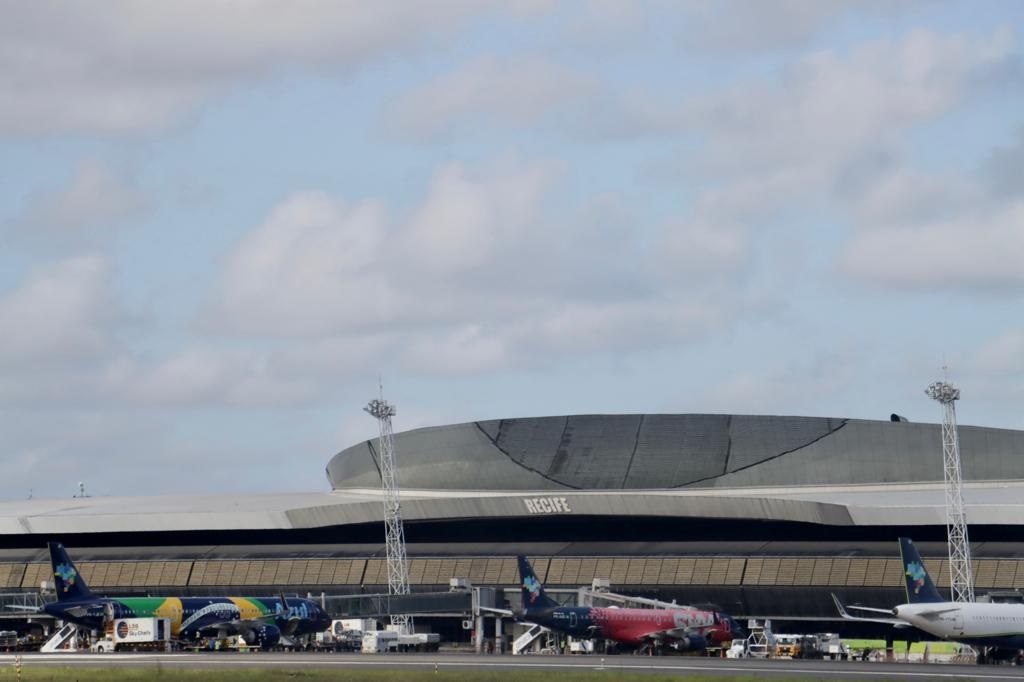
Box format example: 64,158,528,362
512,623,549,655
40,623,79,652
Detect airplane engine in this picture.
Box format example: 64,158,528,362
104,602,132,621
245,623,281,650
674,634,707,651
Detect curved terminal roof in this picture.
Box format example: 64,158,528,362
0,414,1022,544
327,414,1024,491
2,481,1024,540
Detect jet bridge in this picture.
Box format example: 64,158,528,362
322,582,510,654
323,590,472,619
0,592,47,613
577,578,690,610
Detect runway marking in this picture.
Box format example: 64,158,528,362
0,654,1017,679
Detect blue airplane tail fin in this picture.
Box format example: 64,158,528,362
517,556,557,610
48,542,95,602
898,537,945,603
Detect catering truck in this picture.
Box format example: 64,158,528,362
92,618,171,652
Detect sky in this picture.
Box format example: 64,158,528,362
1,0,1023,501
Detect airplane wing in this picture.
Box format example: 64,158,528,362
479,606,514,617
831,594,905,626
201,617,274,639
628,625,701,644
846,605,898,615
653,628,689,640
914,607,960,619
53,602,107,619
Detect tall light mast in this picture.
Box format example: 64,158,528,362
925,379,975,603
364,394,413,633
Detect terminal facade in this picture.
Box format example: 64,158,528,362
2,413,1024,637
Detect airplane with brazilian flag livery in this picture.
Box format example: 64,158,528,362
42,542,330,649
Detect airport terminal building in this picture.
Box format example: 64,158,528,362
2,413,1024,633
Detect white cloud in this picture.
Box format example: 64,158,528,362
99,347,321,407
399,325,511,375
402,160,554,274
841,166,984,226
686,28,1016,177
514,299,733,356
388,55,597,138
212,160,568,340
551,26,1024,310
699,349,862,415
835,149,1024,290
560,0,654,49
773,30,1020,292
555,1,924,55
0,255,115,365
657,216,749,279
207,158,750,375
839,200,1024,290
544,19,1013,149
627,27,1022,295
213,191,394,335
15,160,145,237
677,0,911,53
0,1,499,135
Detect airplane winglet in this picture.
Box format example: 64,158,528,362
831,593,852,619
832,593,905,625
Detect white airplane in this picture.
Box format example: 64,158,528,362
834,537,1024,664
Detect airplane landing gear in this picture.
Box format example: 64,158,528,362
975,647,1024,665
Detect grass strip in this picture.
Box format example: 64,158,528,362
0,667,808,682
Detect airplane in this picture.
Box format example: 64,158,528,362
40,542,331,649
833,537,1024,664
514,555,742,653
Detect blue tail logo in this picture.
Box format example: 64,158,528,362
517,555,557,609
897,537,944,603
47,542,95,602
54,563,77,592
523,575,543,604
905,561,927,595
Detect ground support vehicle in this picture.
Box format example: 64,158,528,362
313,628,362,652
361,630,440,653
726,640,751,658
92,618,171,653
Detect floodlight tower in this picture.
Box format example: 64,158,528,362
925,379,975,603
364,395,413,634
